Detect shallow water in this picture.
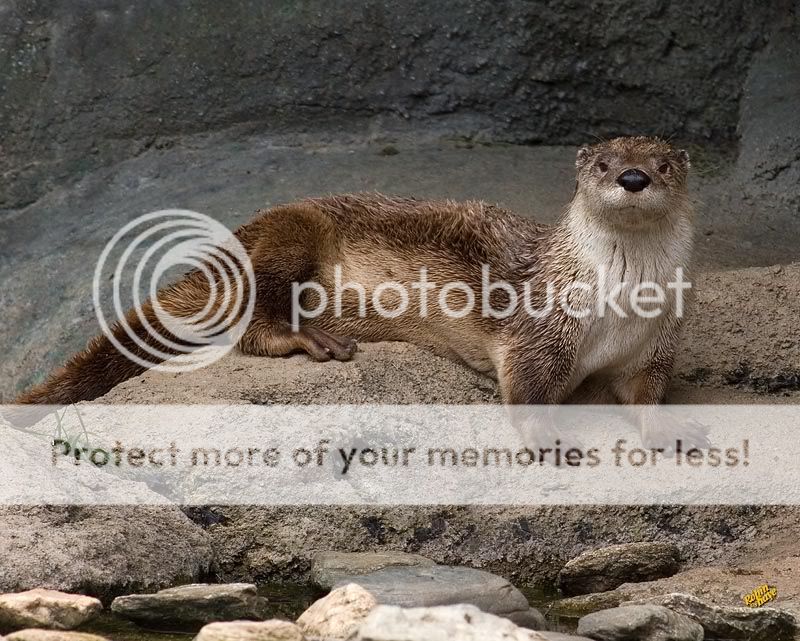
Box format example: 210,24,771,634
521,585,579,633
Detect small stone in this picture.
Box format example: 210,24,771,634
507,607,548,630
353,604,549,640
194,619,305,641
335,565,542,628
379,145,399,156
310,551,436,589
634,592,799,641
577,604,703,641
110,583,269,629
549,591,624,618
5,631,108,641
0,590,102,631
558,543,680,596
297,583,377,640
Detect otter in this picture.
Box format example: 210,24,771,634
13,136,706,446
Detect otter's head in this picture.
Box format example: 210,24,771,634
574,136,690,227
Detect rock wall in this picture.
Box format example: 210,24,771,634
0,0,788,208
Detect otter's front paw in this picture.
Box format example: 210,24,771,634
640,414,711,454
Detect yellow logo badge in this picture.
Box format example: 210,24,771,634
743,584,777,608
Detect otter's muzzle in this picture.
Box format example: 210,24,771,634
616,169,651,192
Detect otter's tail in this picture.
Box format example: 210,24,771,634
13,271,216,411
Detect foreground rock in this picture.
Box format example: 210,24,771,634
335,565,545,629
0,590,101,632
558,543,680,596
297,584,377,640
353,604,549,641
4,631,108,641
194,620,304,641
635,593,798,641
111,584,269,629
0,507,212,603
310,551,436,589
577,605,703,641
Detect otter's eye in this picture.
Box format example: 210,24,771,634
658,162,670,174
597,161,609,172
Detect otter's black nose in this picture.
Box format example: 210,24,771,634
616,169,651,192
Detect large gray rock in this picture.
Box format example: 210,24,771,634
635,592,799,641
194,620,305,641
0,590,101,632
0,506,212,604
310,551,436,589
353,604,549,641
577,605,703,641
335,566,545,629
558,543,681,597
111,583,270,629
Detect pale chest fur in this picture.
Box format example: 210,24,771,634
566,218,693,388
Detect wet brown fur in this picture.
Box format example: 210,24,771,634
15,137,696,439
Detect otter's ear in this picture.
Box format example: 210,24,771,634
675,149,690,168
576,146,592,169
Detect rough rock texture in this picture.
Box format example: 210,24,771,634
0,507,213,604
576,605,703,641
110,583,270,629
677,265,800,394
297,584,377,640
197,503,789,588
0,1,786,209
310,551,436,590
557,543,681,597
98,343,498,405
4,632,107,641
194,620,305,641
633,593,798,641
731,11,800,258
0,590,101,632
561,533,800,619
353,604,549,641
334,566,544,629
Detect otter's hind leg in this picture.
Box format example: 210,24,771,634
237,203,358,362
240,319,357,362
